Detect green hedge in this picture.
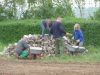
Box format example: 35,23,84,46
0,19,100,46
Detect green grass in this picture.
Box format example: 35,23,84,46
38,46,100,63
0,43,6,52
40,54,100,63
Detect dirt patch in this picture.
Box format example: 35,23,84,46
0,59,100,75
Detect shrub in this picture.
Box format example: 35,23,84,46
0,19,99,46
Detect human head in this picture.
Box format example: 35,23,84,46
56,17,62,22
22,35,29,42
74,23,80,30
46,19,51,25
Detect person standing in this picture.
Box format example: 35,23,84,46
72,23,84,46
50,17,66,56
40,19,52,37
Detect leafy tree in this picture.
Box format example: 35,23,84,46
23,10,34,19
0,4,6,21
94,0,100,7
94,8,100,20
2,0,74,19
3,0,16,19
74,0,85,18
3,0,25,19
53,0,74,17
35,0,53,18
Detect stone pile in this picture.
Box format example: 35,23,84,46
0,34,56,57
0,34,85,57
0,43,17,57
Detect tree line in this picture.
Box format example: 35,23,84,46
0,0,100,20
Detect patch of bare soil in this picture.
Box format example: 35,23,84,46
0,58,100,75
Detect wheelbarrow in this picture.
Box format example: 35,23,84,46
29,47,43,59
65,43,86,55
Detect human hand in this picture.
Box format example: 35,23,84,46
66,32,72,36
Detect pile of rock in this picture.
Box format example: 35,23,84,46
27,34,55,55
0,34,56,57
0,34,85,57
0,43,17,57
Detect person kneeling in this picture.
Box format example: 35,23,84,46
15,35,29,59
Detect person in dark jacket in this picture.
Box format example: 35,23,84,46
50,17,66,56
40,19,52,37
16,35,29,58
72,23,84,46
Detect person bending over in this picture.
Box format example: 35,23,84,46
16,35,29,58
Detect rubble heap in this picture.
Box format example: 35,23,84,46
0,34,86,57
0,34,56,57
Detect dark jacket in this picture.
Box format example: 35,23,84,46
16,39,29,56
73,30,84,42
42,20,53,28
50,21,66,38
42,21,47,28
